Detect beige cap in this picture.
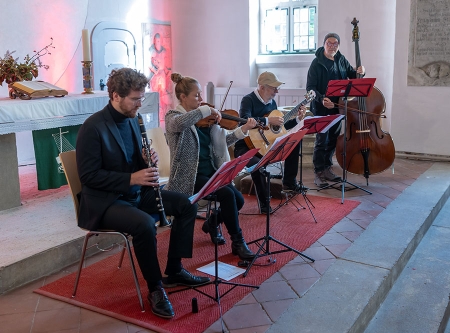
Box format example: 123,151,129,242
257,71,284,88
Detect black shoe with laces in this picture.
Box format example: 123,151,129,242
162,268,210,288
148,286,174,319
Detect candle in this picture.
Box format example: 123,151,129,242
81,29,91,62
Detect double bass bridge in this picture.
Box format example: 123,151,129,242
356,129,371,133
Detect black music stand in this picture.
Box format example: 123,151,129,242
172,148,260,331
277,114,345,221
271,134,317,222
320,78,375,203
244,129,315,277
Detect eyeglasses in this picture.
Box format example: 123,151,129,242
265,85,280,92
127,96,146,105
326,41,339,47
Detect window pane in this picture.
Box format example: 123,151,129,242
299,8,308,22
300,22,308,35
309,22,315,35
309,35,315,49
263,8,288,52
309,6,316,21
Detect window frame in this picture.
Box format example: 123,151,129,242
259,0,318,55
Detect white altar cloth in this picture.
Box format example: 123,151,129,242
0,92,110,135
0,91,159,211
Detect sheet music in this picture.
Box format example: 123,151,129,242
197,261,245,281
316,115,344,133
188,162,229,204
188,148,259,204
289,115,344,134
287,117,307,134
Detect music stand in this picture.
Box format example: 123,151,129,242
172,148,260,331
320,78,375,203
276,114,345,221
244,129,315,277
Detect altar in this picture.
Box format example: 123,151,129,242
0,91,159,211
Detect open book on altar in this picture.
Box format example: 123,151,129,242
10,81,68,100
288,114,344,135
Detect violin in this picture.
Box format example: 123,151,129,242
195,102,218,128
196,103,261,131
196,81,264,130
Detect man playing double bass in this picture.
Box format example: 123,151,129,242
306,33,365,188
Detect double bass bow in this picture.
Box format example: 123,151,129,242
335,17,395,184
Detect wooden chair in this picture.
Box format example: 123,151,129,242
59,150,145,312
146,127,170,185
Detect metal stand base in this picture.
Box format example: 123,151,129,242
318,97,372,203
244,169,315,278
272,189,317,223
168,197,258,333
319,178,372,204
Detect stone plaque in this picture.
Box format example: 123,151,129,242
408,0,450,86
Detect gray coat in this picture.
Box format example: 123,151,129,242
164,104,247,196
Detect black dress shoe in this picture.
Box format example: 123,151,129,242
282,182,309,193
162,268,210,288
148,286,174,319
260,205,272,214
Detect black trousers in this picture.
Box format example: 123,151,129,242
194,174,244,236
234,143,300,203
313,121,342,173
100,187,197,288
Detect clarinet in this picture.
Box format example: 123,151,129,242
137,113,171,227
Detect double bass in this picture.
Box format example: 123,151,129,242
335,18,395,184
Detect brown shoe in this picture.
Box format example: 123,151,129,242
314,172,329,188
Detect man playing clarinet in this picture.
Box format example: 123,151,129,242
76,68,209,319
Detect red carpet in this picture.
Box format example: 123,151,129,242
35,194,359,333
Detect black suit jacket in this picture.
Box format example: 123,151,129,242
75,104,146,231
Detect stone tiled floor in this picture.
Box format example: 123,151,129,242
0,158,434,333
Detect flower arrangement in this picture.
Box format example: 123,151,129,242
0,38,54,86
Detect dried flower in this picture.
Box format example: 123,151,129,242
0,38,54,86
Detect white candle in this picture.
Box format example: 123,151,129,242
81,29,91,62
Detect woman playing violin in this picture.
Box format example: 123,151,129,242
164,72,258,261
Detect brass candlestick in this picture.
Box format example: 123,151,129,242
81,61,94,94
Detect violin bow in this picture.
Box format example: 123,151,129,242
218,81,233,112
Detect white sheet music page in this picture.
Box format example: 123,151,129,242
318,115,344,133
290,114,345,134
197,261,245,280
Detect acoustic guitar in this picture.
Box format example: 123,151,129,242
244,90,316,156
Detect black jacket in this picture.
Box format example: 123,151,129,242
306,47,357,116
75,103,147,231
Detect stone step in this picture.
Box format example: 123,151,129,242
0,192,122,294
266,162,450,333
364,195,450,333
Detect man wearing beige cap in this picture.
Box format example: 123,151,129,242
234,71,306,213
